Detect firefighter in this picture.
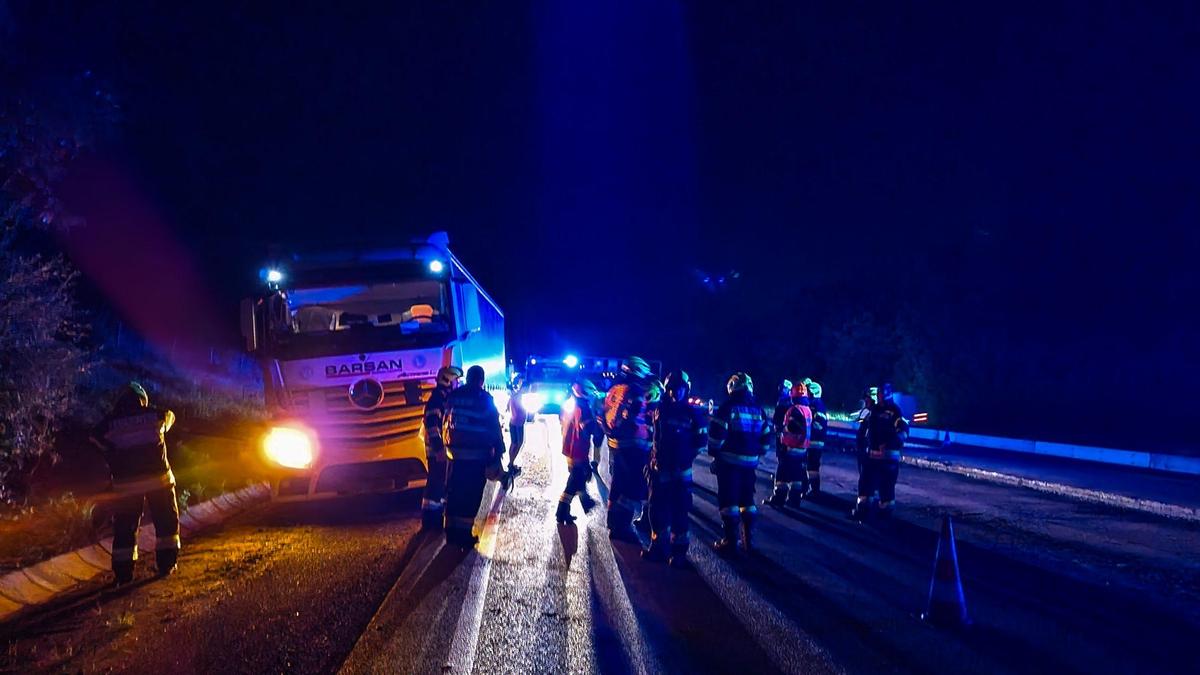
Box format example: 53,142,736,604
558,380,601,524
88,382,180,583
601,356,652,542
852,383,908,521
802,378,828,497
642,371,706,568
441,365,505,547
421,366,463,530
770,379,794,486
767,381,811,507
708,373,772,554
633,377,664,535
854,386,878,476
501,373,528,490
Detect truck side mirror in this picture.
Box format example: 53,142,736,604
240,298,259,352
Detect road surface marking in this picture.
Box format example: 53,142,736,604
903,456,1200,522
689,543,843,675
443,482,506,673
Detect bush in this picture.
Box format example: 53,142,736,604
0,252,90,504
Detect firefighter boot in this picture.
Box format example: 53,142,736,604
641,537,669,563
786,482,806,508
113,561,134,586
849,499,870,522
420,508,444,531
155,549,178,578
804,472,821,499
607,503,639,543
712,516,740,556
579,492,597,514
668,539,691,569
765,483,788,508
556,499,577,525
740,509,757,554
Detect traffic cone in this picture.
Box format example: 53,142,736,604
922,515,970,628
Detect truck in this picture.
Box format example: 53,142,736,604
240,233,506,500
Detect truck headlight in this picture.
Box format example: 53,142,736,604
521,392,546,412
263,426,315,469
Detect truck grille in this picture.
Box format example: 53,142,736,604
288,379,435,448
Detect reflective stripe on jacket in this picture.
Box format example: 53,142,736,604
90,407,175,485
603,382,649,452
707,392,771,460
651,400,707,475
443,387,503,462
780,403,811,451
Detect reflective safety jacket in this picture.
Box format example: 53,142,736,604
602,381,650,453
854,404,873,454
651,399,707,481
423,385,452,455
90,407,176,493
562,395,601,462
707,391,771,467
809,397,828,448
442,386,504,462
866,400,908,460
780,402,812,454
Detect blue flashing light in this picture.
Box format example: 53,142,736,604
530,357,538,365
265,269,284,284
563,354,579,368
428,259,445,273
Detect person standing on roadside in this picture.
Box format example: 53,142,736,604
441,366,505,547
89,382,181,584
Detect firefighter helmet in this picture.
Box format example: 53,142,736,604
128,382,149,407
437,366,464,388
621,356,651,381
572,379,599,399
727,372,753,395
645,379,664,404
803,379,823,399
663,371,691,401
863,386,879,404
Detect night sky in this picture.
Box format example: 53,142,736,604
6,2,1199,447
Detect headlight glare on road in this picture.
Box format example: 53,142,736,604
521,392,546,412
263,426,315,469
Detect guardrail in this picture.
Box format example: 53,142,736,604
826,420,1200,477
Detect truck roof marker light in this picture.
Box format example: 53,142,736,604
428,259,445,273
530,358,537,365
563,354,579,368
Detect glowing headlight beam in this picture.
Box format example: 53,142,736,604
263,426,315,469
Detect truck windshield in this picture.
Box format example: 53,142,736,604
269,280,451,359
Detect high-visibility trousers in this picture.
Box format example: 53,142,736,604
112,486,180,573
444,458,488,536
858,457,901,503
648,476,693,548
423,447,448,515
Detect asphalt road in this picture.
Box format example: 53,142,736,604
4,418,1199,674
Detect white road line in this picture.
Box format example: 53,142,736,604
903,456,1200,522
586,521,661,675
689,543,843,675
442,478,507,674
